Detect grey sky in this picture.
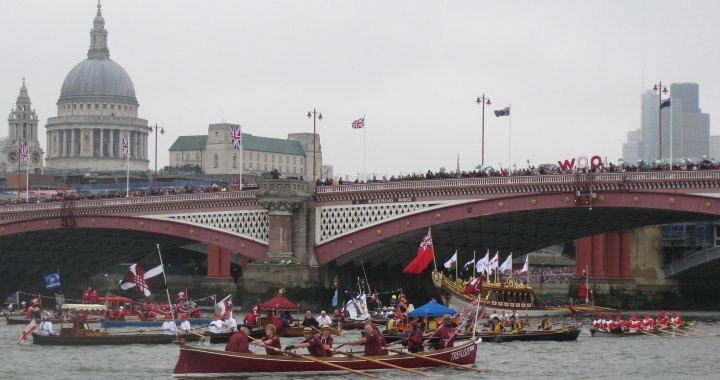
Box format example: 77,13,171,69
1,0,718,177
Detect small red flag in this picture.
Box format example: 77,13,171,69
402,230,435,274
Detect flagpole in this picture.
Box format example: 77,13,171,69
472,251,476,279
430,228,437,271
585,265,589,304
25,153,29,202
455,250,458,281
508,105,512,170
156,244,178,341
239,127,243,189
360,258,372,296
363,116,366,177
126,133,130,198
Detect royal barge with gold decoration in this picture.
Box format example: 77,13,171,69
432,271,572,317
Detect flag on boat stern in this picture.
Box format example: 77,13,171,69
214,295,233,318
402,229,435,274
17,320,37,344
44,271,61,290
118,253,166,298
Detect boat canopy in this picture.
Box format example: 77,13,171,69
408,300,457,317
259,296,299,311
61,303,107,311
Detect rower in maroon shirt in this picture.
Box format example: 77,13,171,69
426,314,456,348
319,324,334,356
225,325,253,353
285,327,327,357
336,324,386,356
252,324,283,355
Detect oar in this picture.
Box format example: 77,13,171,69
258,344,376,378
685,326,715,336
657,327,691,336
333,348,428,377
386,346,486,373
639,330,660,337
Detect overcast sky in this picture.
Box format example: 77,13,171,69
1,0,718,177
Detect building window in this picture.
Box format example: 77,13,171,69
79,104,83,109
233,154,237,168
214,153,218,168
87,104,90,109
124,105,128,110
176,153,180,161
185,153,190,161
285,156,289,164
264,154,267,162
103,104,107,109
73,104,77,109
95,104,99,109
111,104,115,110
256,152,259,160
293,156,297,164
195,152,200,160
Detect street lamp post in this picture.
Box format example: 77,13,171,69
475,95,492,166
306,109,323,182
153,124,165,182
653,82,669,160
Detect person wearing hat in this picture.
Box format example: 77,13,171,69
602,313,613,331
116,306,125,321
426,314,457,349
179,315,191,333
628,314,641,333
253,324,283,355
612,314,626,333
225,325,252,353
208,315,225,334
641,313,654,332
285,327,327,357
390,294,397,308
319,325,334,355
592,313,603,330
336,324,384,356
406,319,424,353
491,316,505,333
670,312,683,327
656,312,670,329
537,314,553,330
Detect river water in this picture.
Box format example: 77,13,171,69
1,312,718,379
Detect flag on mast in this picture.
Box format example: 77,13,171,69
44,272,61,290
351,117,365,129
499,253,513,272
121,135,129,158
475,251,490,274
518,254,530,274
229,124,242,150
494,106,510,117
487,252,500,273
463,258,475,269
402,229,435,274
660,98,671,109
118,253,166,298
443,252,457,269
19,144,29,166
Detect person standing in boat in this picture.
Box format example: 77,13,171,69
39,316,54,336
537,314,553,330
319,325,334,355
286,327,327,357
252,324,283,355
179,315,191,334
426,315,457,349
226,325,252,353
162,319,176,335
336,324,386,355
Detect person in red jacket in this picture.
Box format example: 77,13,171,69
337,324,385,356
426,315,457,349
628,314,642,333
641,313,655,331
225,325,252,353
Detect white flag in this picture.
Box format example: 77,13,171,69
463,258,475,269
444,252,457,269
499,253,513,272
475,251,489,273
488,252,500,272
518,254,529,274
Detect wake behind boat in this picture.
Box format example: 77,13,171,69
172,340,478,377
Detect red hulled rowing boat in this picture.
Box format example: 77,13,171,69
172,341,478,377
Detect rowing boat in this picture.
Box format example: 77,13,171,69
381,324,582,344
99,317,212,328
31,330,202,346
171,340,478,377
589,323,692,337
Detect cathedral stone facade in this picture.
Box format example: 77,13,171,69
45,2,149,172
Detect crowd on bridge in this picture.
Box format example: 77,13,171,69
317,157,720,186
0,183,244,207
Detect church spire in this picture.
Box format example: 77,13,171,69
87,0,110,59
17,78,30,103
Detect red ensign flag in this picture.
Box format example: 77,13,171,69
402,229,435,274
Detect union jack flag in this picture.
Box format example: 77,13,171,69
121,135,129,158
19,144,29,166
494,106,510,117
229,124,242,150
351,117,365,129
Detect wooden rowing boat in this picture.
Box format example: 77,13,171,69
381,324,582,344
99,317,213,328
589,323,692,337
31,329,202,346
171,340,478,377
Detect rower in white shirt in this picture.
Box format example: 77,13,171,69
39,316,54,336
316,310,332,326
162,320,176,335
179,315,192,333
208,316,225,333
225,314,238,332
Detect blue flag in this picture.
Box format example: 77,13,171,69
44,272,61,290
331,289,338,308
4,293,18,304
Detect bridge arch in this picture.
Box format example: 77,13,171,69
0,215,267,260
315,192,720,265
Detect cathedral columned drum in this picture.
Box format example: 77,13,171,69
44,2,150,172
